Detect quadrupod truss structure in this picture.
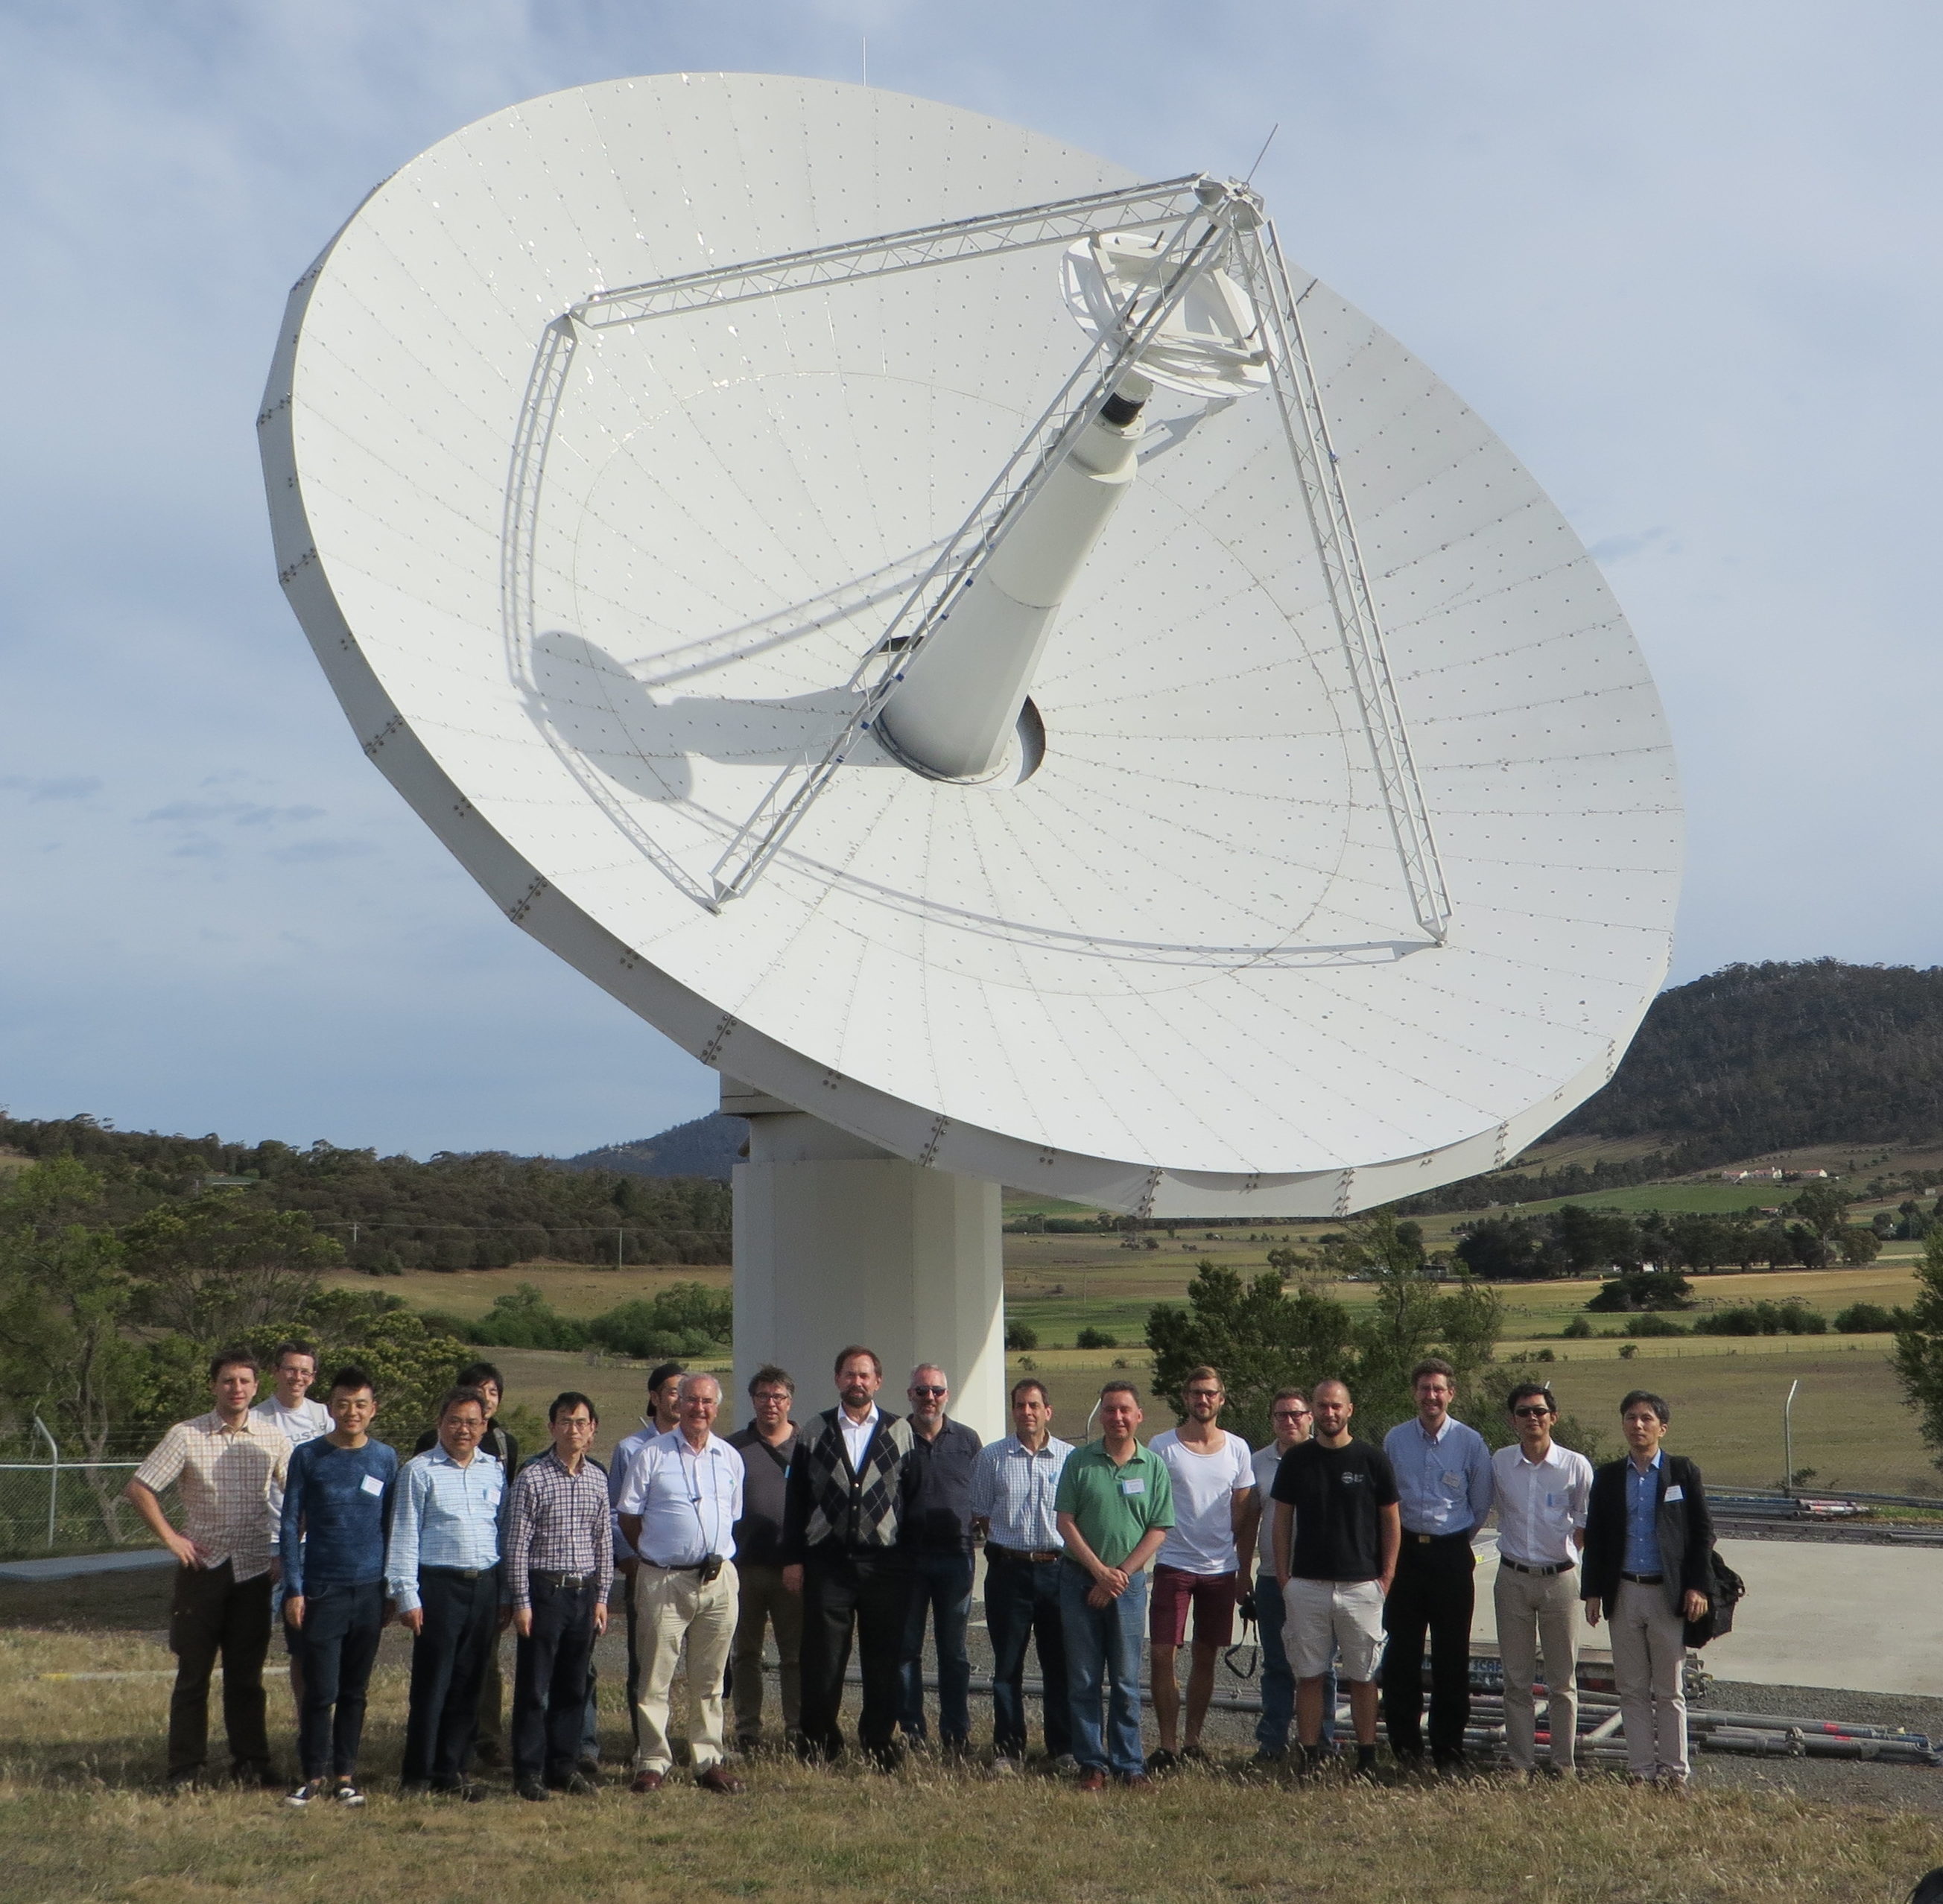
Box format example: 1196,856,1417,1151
260,74,1681,1218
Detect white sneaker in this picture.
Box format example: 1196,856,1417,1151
284,1780,329,1809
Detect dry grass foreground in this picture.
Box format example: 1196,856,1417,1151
1,1622,1937,1904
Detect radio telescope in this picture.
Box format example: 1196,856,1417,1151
259,74,1680,1437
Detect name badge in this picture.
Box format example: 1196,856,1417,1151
1120,1477,1146,1497
1664,1485,1684,1502
1442,1470,1463,1489
484,1488,501,1508
360,1474,385,1497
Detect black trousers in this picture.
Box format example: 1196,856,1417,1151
797,1548,912,1759
1381,1535,1476,1762
296,1578,384,1779
403,1568,501,1787
166,1561,273,1779
512,1576,598,1785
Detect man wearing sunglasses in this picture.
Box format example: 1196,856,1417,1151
1491,1384,1592,1777
896,1364,983,1756
1238,1389,1334,1762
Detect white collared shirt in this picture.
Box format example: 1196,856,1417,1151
614,1428,745,1567
608,1421,659,1562
839,1404,881,1474
1491,1439,1593,1567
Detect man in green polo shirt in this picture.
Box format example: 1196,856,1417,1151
1054,1380,1174,1791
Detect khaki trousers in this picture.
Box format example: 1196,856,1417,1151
633,1561,739,1774
1610,1576,1689,1780
731,1562,803,1742
1492,1564,1579,1770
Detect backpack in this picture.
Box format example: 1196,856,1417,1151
1682,1549,1746,1647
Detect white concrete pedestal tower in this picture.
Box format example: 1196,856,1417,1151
724,1079,1007,1442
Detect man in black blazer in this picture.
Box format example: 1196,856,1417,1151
1580,1389,1714,1786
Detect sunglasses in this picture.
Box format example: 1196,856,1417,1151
1512,1404,1554,1419
910,1386,948,1398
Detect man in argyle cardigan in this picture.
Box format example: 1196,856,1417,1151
782,1345,917,1768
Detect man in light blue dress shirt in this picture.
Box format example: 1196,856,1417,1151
386,1386,510,1795
1380,1357,1493,1770
969,1376,1074,1768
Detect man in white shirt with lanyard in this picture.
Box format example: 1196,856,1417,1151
1491,1381,1592,1777
1146,1364,1255,1769
616,1372,746,1796
253,1340,332,1713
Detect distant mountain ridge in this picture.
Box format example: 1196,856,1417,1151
561,1112,743,1182
1557,959,1943,1162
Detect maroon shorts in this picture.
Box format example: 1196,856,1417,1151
1150,1564,1240,1647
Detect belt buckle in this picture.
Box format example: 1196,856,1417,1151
1416,1533,1431,1544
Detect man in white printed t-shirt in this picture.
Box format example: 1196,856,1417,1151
253,1339,332,1710
1145,1364,1255,1768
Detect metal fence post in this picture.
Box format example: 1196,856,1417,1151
31,1416,59,1548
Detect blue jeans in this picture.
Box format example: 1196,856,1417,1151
898,1549,974,1742
1060,1563,1147,1777
984,1551,1071,1759
1252,1573,1335,1754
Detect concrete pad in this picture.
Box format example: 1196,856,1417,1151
1471,1535,1943,1698
0,1549,177,1583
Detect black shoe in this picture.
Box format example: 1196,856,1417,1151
399,1779,432,1797
1179,1743,1208,1765
166,1769,203,1794
574,1757,602,1782
472,1738,506,1768
232,1761,284,1790
559,1772,598,1796
1144,1748,1179,1775
516,1779,551,1802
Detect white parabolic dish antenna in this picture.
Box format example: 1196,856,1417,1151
260,74,1679,1424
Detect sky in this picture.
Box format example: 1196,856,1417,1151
1,1,1939,1158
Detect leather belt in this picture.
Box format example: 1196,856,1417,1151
530,1569,595,1587
1620,1571,1665,1584
644,1559,709,1573
421,1566,492,1579
1406,1529,1473,1545
1500,1557,1575,1577
986,1543,1062,1565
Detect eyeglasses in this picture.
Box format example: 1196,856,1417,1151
1512,1406,1553,1419
910,1386,948,1398
1272,1409,1309,1421
752,1391,792,1403
1185,1391,1223,1403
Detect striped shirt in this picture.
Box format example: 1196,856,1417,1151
384,1444,507,1613
132,1411,292,1581
969,1432,1074,1552
507,1447,615,1608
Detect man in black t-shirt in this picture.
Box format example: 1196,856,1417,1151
1270,1379,1399,1775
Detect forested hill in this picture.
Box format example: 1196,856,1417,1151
1556,959,1943,1162
0,1114,729,1273
562,1114,742,1181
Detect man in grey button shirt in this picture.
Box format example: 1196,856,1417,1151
727,1363,802,1751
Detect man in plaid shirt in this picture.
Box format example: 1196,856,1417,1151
126,1345,292,1789
505,1391,613,1800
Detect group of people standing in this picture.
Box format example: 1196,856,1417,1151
125,1336,1717,1804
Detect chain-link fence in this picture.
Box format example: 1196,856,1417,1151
0,1425,183,1560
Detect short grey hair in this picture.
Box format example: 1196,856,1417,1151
910,1363,949,1389
677,1371,723,1402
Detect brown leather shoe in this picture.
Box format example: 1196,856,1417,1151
1077,1767,1109,1792
630,1769,665,1794
1120,1773,1154,1792
696,1764,746,1796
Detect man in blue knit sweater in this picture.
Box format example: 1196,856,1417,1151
279,1365,398,1807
